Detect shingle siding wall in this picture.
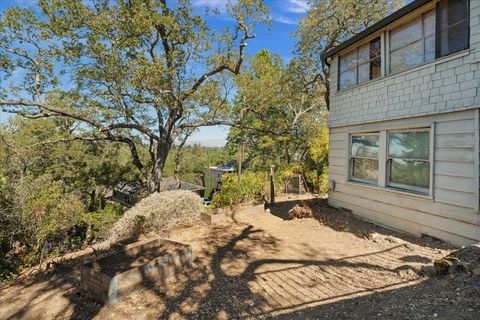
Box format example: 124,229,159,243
329,1,480,128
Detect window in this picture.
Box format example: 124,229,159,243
390,10,435,74
339,37,381,90
387,130,430,193
437,0,470,58
349,128,432,195
350,134,379,183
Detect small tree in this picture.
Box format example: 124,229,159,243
0,0,269,193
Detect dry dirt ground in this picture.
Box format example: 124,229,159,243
1,195,479,320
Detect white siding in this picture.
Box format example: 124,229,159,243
328,109,480,246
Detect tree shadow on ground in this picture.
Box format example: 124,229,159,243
143,223,463,319
0,238,142,320
268,198,453,250
0,216,467,319
272,273,480,320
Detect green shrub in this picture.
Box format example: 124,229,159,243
80,203,124,241
211,172,268,208
0,174,85,280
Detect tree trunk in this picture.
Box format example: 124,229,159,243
148,140,172,193
88,190,96,212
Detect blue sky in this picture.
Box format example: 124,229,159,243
189,0,308,144
0,0,308,145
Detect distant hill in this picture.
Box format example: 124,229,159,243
182,139,227,148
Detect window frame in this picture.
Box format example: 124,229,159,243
349,132,380,185
386,128,432,195
435,0,470,59
388,9,436,74
338,37,382,91
348,125,434,197
336,0,471,91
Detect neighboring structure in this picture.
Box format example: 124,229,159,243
159,178,205,198
204,165,235,191
321,0,480,245
112,182,143,207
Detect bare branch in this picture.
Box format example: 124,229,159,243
182,22,255,100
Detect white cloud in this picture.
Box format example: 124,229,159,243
272,15,297,25
192,0,236,12
284,0,310,14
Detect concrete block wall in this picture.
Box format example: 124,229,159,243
329,0,480,128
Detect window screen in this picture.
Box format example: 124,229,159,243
437,0,469,57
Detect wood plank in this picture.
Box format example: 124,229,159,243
435,119,475,134
435,161,475,177
329,173,345,183
435,175,476,193
329,197,477,246
332,183,480,225
329,149,345,158
434,188,476,208
329,156,345,166
435,133,475,148
435,148,475,163
329,165,346,175
329,132,347,141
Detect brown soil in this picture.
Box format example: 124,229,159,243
1,195,479,320
88,243,179,277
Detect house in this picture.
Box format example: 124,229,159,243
112,182,143,207
204,165,236,190
159,177,205,198
321,0,480,245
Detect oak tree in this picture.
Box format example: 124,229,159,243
0,0,268,193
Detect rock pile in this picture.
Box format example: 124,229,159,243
287,202,314,220
421,243,480,277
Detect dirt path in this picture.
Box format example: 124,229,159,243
1,196,479,319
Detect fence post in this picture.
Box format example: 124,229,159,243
270,165,275,205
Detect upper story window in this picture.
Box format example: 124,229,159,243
337,0,469,91
389,0,469,74
339,37,381,90
390,10,435,74
437,0,470,57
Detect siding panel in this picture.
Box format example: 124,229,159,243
328,110,480,245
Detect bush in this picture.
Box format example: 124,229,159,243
80,203,124,241
0,174,84,280
211,172,267,208
303,167,329,195
106,190,202,243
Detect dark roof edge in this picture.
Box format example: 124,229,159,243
320,0,431,61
